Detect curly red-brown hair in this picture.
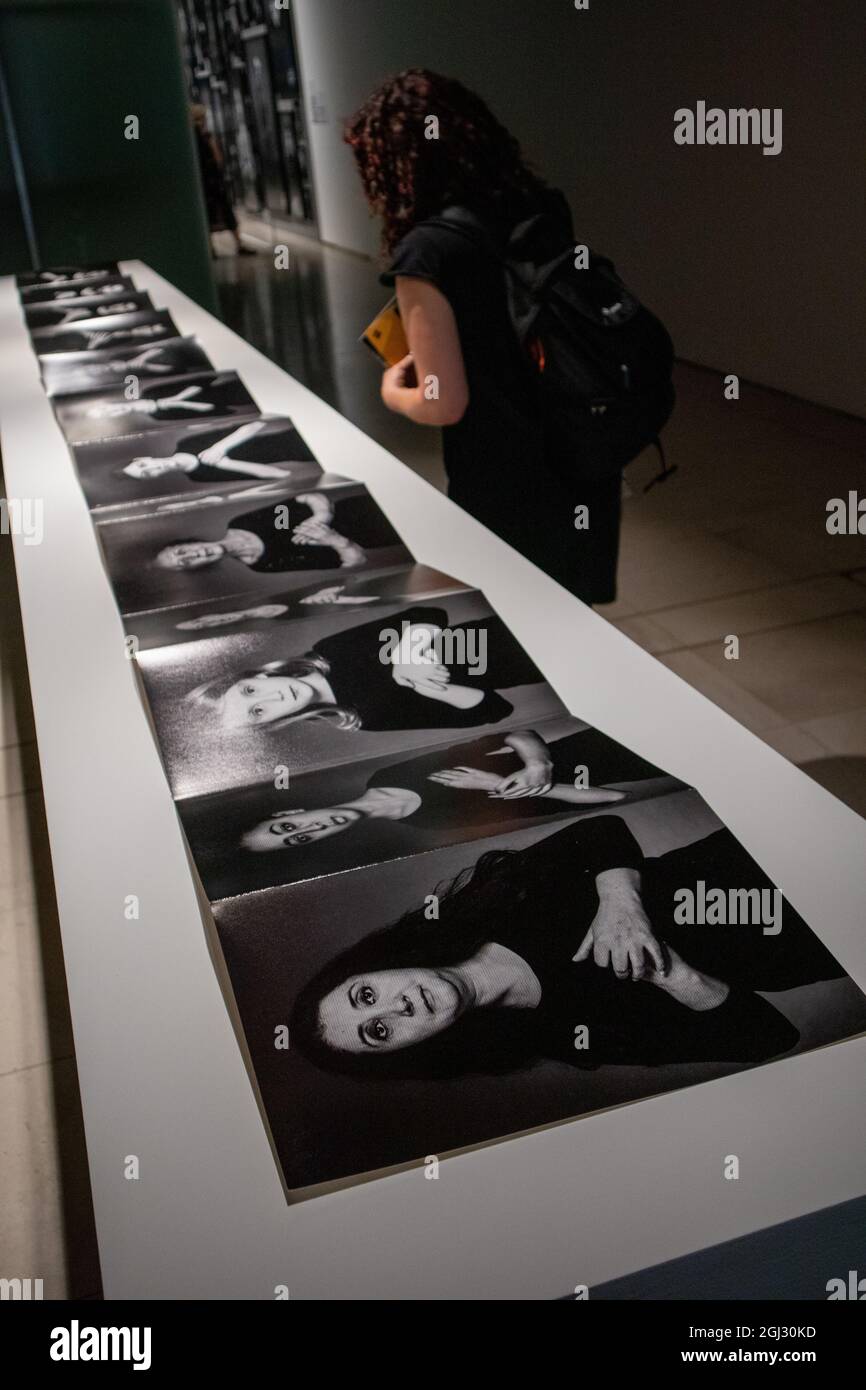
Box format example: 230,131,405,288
345,68,546,255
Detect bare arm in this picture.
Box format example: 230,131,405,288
380,278,469,427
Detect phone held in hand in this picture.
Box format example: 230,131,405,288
360,297,409,366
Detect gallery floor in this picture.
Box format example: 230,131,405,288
2,227,866,1297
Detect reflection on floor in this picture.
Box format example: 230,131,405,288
1,226,864,1297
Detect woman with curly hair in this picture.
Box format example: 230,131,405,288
346,69,623,605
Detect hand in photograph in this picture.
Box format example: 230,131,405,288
87,385,212,420
236,726,666,861
110,346,176,374
177,604,290,632
185,606,547,735
152,489,398,574
288,818,849,1080
573,866,665,980
85,323,168,349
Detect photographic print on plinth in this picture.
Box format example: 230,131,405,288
179,712,683,900
23,290,152,330
211,800,866,1194
15,263,120,287
96,476,415,615
30,308,180,355
72,414,323,511
20,274,137,303
52,370,260,446
122,562,473,652
39,336,214,397
134,588,568,798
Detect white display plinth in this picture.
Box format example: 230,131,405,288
1,261,863,1299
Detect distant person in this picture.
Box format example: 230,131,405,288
347,70,674,605
191,104,254,257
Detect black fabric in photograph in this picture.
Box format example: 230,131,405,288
31,309,179,355
73,415,323,510
211,806,866,1191
20,274,136,303
124,563,470,650
181,717,683,900
52,370,260,445
40,337,214,396
134,589,567,797
97,481,412,615
15,263,120,287
24,291,152,330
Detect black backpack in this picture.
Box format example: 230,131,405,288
428,206,677,490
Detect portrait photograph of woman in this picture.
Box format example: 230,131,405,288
73,414,322,510
123,562,471,652
16,262,120,288
212,797,866,1193
135,588,567,797
52,370,259,445
19,272,135,304
40,336,214,397
24,289,152,330
31,307,180,356
180,714,682,899
96,478,412,614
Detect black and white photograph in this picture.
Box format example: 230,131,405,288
19,273,136,304
181,714,681,899
23,289,152,331
39,335,214,397
96,476,413,613
135,588,568,797
72,414,322,510
123,562,472,651
52,370,259,445
15,262,120,287
3,0,865,1314
212,798,866,1193
30,308,179,356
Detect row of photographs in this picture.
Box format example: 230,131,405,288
18,261,866,1196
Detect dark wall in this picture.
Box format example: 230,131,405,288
0,0,217,311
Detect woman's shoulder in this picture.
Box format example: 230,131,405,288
380,220,478,289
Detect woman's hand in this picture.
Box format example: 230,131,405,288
391,660,450,690
490,760,554,799
428,766,506,794
381,354,417,413
292,518,336,546
573,868,665,980
197,443,227,465
300,585,346,606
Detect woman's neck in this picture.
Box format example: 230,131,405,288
458,942,541,1011
305,671,337,705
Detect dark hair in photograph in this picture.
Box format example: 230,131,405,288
345,68,547,253
289,843,550,1081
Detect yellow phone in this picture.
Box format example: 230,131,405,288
360,297,410,367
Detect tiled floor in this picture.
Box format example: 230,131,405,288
1,222,864,1297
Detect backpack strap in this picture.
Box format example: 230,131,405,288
643,437,678,493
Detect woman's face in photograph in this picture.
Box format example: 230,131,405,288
244,807,362,851
317,968,466,1055
157,541,224,570
124,453,186,479
221,673,315,729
